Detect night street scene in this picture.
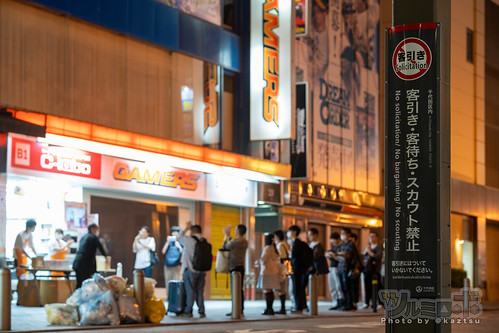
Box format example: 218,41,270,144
0,0,498,333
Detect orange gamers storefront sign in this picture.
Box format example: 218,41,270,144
250,0,293,141
113,162,200,191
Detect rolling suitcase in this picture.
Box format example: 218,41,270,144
167,280,185,315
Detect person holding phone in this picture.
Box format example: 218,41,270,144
133,226,156,278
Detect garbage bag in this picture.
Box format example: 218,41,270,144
79,290,119,326
45,303,79,326
144,278,157,299
144,296,166,323
117,294,141,324
105,275,127,294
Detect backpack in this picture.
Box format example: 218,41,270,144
165,243,182,267
192,236,213,271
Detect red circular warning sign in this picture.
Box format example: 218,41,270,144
392,37,432,81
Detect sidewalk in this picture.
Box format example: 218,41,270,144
10,289,384,332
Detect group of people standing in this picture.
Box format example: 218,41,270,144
327,227,383,311
256,225,383,315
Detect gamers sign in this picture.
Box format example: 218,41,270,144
392,37,432,81
250,0,293,141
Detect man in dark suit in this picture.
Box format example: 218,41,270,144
287,225,312,313
73,223,107,288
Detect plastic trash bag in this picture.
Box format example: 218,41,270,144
144,278,157,299
117,295,141,324
105,276,127,294
144,296,166,323
79,290,120,326
45,303,79,326
66,281,101,305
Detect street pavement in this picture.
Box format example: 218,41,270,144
11,297,383,332
9,288,499,333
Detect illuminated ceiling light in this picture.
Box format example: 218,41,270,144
298,182,303,194
307,184,313,196
330,188,337,200
338,188,345,200
353,192,362,206
457,240,464,245
320,185,327,199
257,201,265,205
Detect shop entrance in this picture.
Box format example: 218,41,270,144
90,196,179,287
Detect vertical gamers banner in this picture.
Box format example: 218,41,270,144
250,0,294,141
296,0,380,193
203,63,220,145
386,23,440,297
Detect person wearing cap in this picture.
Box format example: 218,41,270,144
162,226,183,297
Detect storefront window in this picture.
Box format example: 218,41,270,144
167,55,222,149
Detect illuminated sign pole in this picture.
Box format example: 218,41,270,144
250,0,294,141
385,1,451,332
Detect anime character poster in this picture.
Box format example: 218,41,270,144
297,0,379,194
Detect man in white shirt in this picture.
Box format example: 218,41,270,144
13,219,37,277
132,226,156,278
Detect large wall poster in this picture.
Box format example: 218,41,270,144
296,0,380,193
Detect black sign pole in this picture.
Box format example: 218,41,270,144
385,1,451,333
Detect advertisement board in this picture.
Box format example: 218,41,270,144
385,23,440,297
296,0,380,193
250,0,294,141
290,82,308,178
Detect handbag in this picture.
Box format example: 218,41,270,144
215,249,230,273
150,250,160,267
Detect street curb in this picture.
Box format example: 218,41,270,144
13,311,384,333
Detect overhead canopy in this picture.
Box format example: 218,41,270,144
0,108,46,137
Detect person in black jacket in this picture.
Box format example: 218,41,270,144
73,223,107,288
287,225,312,314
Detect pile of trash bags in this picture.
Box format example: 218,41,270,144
45,273,166,326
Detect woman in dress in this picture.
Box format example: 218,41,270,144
257,233,281,315
132,226,156,278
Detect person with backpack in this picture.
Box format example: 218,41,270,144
162,226,183,298
178,221,211,318
222,224,248,316
287,225,313,314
